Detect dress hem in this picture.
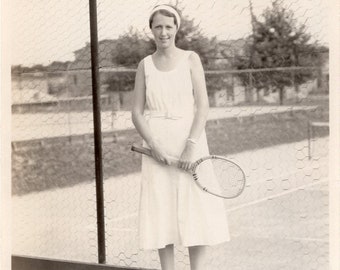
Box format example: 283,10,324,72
139,237,231,251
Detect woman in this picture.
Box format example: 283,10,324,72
131,4,230,270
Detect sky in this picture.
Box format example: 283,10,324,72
11,0,330,66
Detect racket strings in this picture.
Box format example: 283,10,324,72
195,158,245,198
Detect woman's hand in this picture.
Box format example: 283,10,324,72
149,140,172,166
178,142,196,171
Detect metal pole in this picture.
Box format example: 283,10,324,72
89,0,106,264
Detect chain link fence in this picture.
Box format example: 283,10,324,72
12,0,329,269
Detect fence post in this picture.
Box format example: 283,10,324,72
279,87,284,105
248,71,253,103
231,73,235,103
307,121,311,160
89,0,106,264
291,69,299,103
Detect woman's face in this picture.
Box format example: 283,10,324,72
151,13,177,49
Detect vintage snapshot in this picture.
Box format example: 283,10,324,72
8,0,336,269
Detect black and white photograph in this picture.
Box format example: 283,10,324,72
1,0,339,269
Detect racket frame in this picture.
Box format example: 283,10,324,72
191,155,246,199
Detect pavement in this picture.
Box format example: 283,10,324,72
11,105,317,142
12,137,329,270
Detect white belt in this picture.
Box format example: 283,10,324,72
145,110,193,120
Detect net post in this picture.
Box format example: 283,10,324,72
89,0,106,264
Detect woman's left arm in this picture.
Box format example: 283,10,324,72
178,52,209,170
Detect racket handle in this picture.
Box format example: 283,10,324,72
131,144,179,166
131,144,152,156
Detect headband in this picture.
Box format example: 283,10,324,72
150,5,181,28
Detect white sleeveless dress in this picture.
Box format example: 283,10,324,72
139,51,230,250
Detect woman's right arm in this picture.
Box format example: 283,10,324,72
131,60,171,165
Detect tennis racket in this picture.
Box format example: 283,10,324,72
131,144,246,199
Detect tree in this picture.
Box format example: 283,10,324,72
112,27,155,68
175,13,218,67
11,65,23,75
47,61,71,72
235,0,323,104
11,64,47,74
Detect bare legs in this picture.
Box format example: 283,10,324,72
158,244,174,270
188,246,207,270
158,245,207,270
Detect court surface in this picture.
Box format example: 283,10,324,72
12,137,328,269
